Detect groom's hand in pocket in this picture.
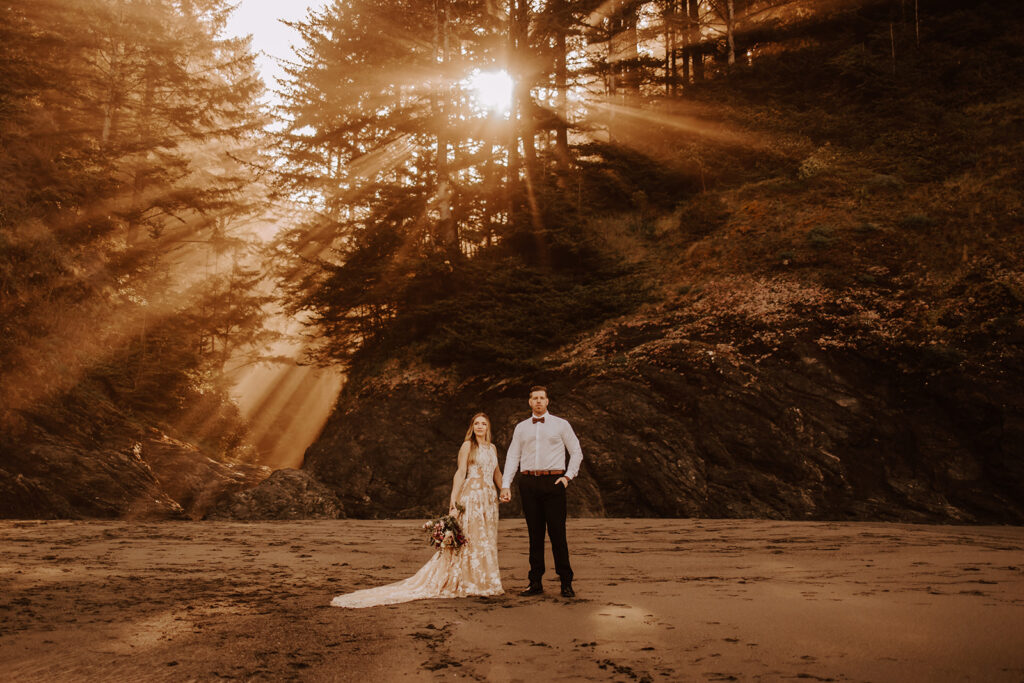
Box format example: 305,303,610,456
555,476,569,488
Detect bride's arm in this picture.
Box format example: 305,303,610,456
449,442,471,512
489,450,501,489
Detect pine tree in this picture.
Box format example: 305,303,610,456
0,0,271,451
273,0,511,364
271,0,650,370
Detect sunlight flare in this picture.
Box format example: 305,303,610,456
465,69,514,115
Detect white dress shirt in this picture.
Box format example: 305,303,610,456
502,412,583,489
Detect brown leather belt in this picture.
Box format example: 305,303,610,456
522,469,565,476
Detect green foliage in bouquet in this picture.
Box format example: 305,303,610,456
422,503,468,551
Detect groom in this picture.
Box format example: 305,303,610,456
500,385,583,598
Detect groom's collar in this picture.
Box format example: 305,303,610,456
531,412,550,420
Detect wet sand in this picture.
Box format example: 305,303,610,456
1,519,1022,681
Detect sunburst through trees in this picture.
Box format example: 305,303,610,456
1,0,802,484
269,0,756,370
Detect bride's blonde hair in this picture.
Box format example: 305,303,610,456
463,412,492,465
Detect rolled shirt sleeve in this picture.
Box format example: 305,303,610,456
562,420,583,480
502,424,523,489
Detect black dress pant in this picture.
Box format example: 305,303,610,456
518,473,572,585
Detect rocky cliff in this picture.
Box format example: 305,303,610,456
0,416,270,520
5,0,1021,523
207,468,343,520
289,0,1024,524
300,277,1024,523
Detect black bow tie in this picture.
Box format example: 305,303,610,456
532,417,545,424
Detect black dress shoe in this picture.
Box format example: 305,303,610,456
519,584,543,596
560,583,575,598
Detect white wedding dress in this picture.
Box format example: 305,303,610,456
330,443,504,608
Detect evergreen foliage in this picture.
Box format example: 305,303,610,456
3,0,1022,479
273,0,683,372
0,0,271,458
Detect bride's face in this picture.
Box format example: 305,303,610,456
473,416,489,438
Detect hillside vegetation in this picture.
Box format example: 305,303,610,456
298,0,1024,522
3,0,1021,521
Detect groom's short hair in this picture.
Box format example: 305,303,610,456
529,385,548,396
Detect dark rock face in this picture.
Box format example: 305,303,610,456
303,309,1024,523
0,434,184,519
0,428,269,520
207,468,344,520
302,366,462,520
139,432,271,519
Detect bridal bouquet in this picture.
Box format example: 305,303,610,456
422,503,468,551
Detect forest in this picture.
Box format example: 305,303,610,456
1,0,1022,521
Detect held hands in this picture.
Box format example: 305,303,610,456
497,479,567,500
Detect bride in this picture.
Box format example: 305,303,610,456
330,413,505,607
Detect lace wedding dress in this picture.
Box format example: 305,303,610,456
330,443,504,608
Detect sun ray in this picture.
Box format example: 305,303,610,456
587,97,770,150
236,363,342,469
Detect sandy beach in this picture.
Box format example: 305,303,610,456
1,519,1022,681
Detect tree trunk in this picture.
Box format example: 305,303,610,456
889,21,896,76
101,0,127,148
664,0,675,95
688,0,704,81
671,30,679,92
509,0,546,262
127,58,155,248
552,0,570,177
434,0,457,253
617,4,639,94
506,0,520,222
516,0,538,201
726,0,736,66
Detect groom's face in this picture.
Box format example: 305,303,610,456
529,390,549,416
